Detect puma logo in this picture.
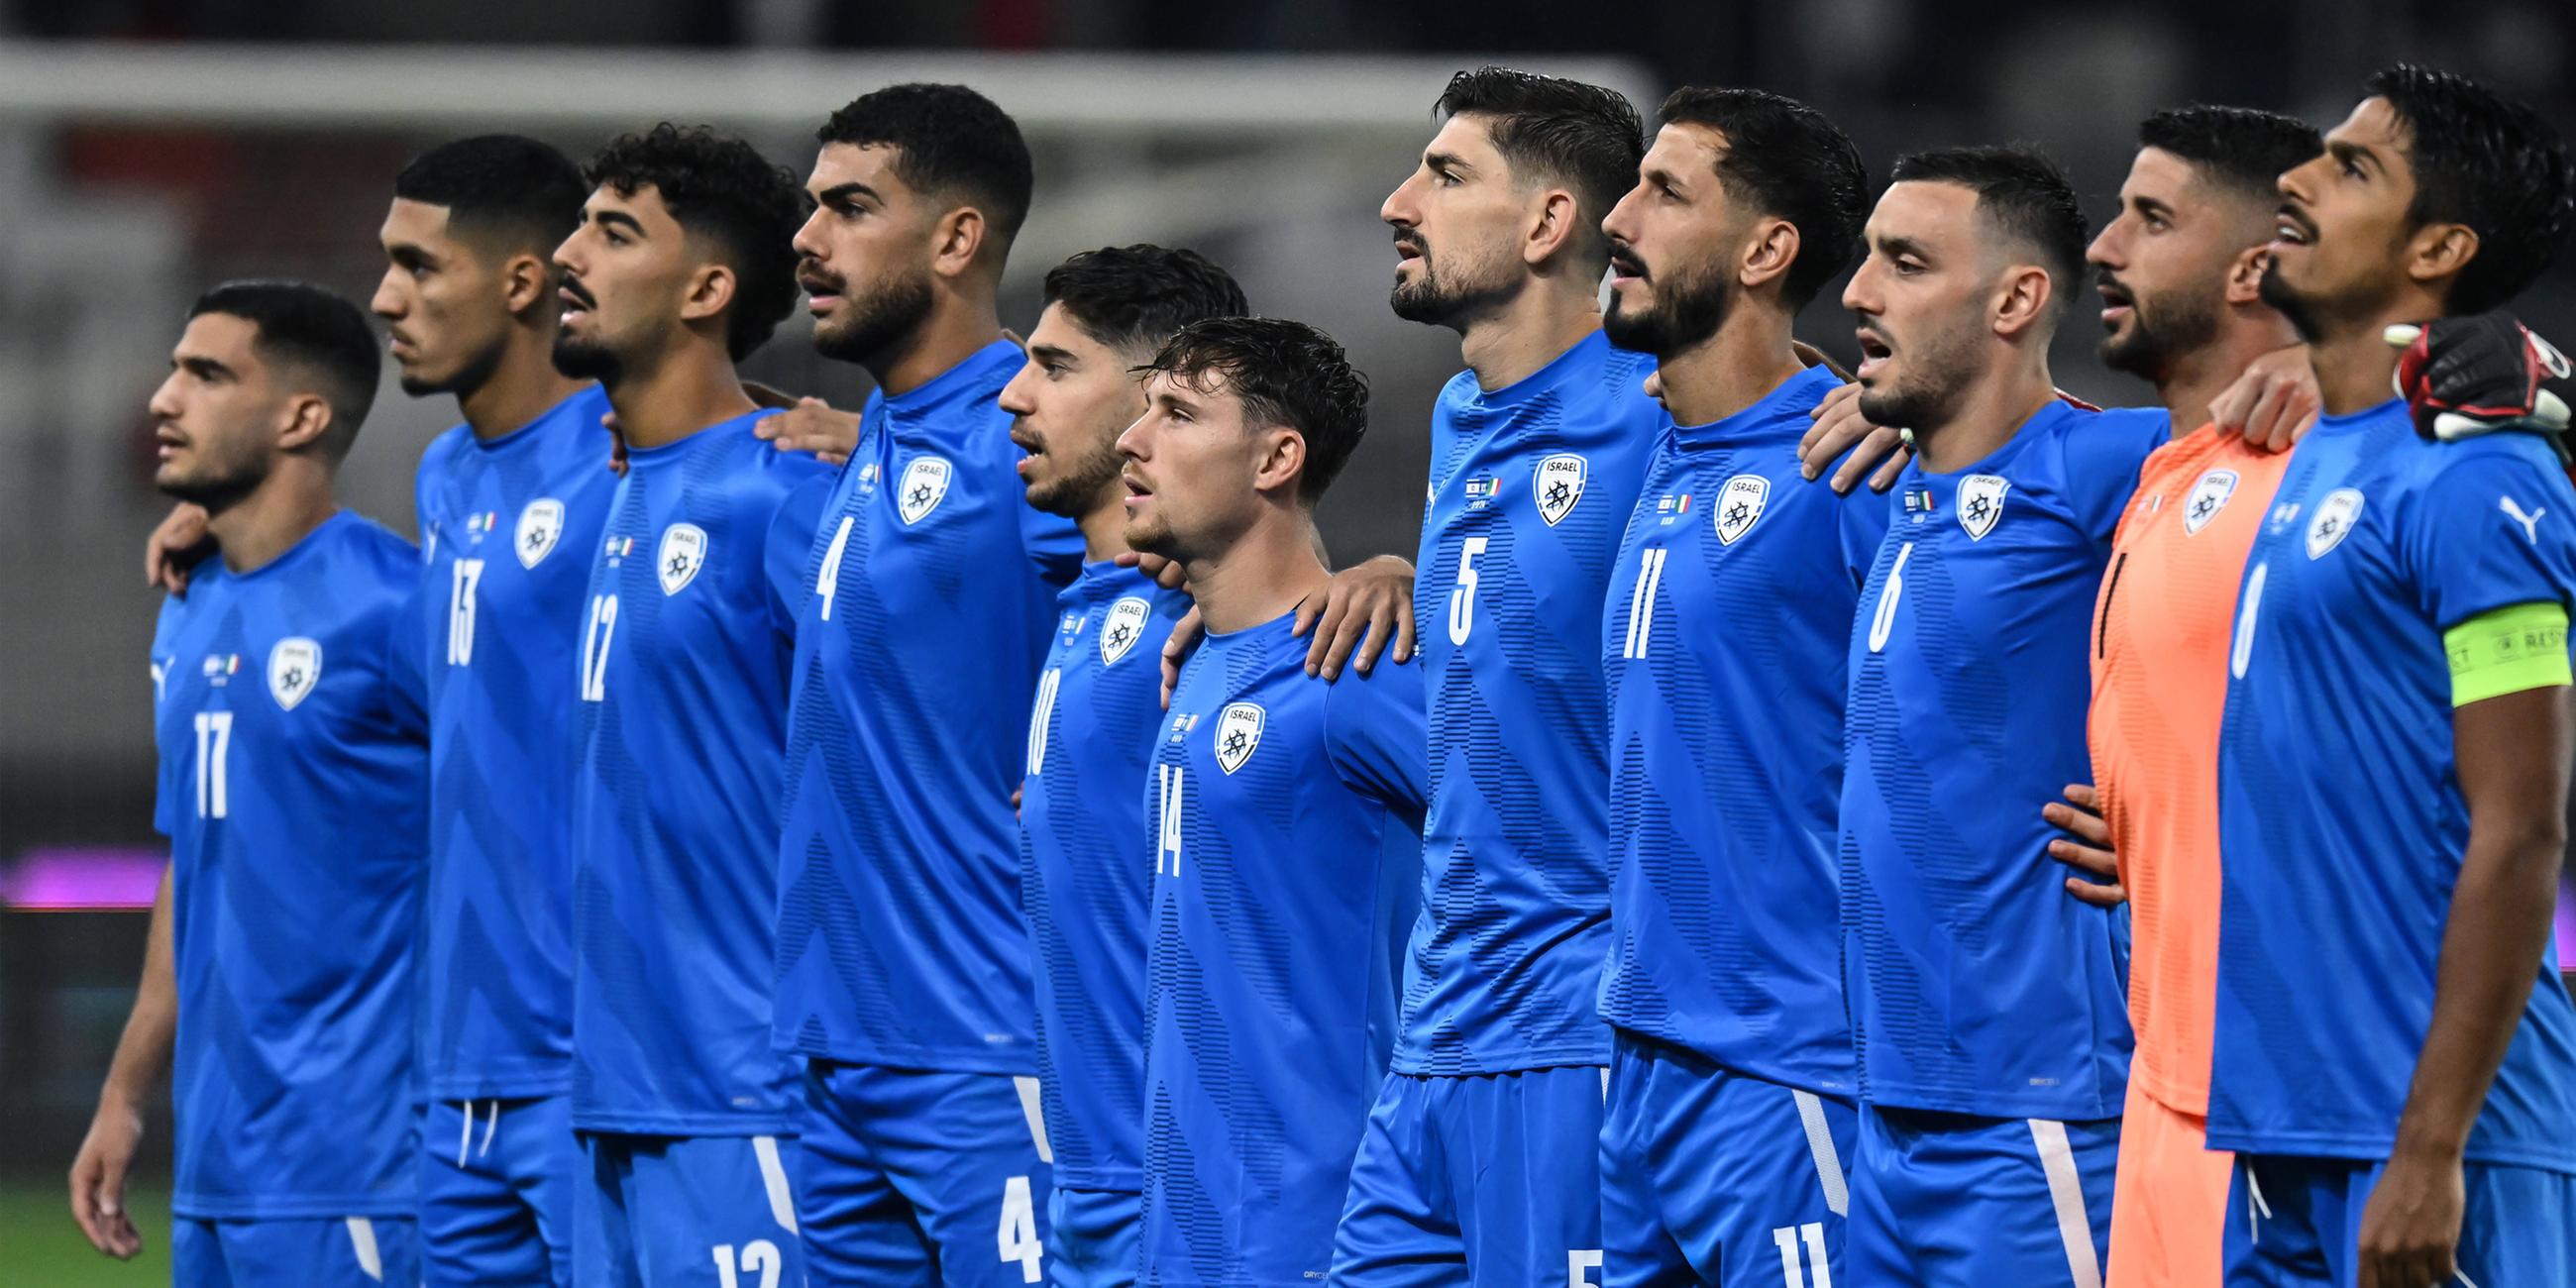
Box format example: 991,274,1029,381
2501,494,2547,544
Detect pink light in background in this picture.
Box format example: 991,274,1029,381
0,846,164,911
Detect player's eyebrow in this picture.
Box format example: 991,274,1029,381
593,208,646,238
814,181,881,209
1424,149,1473,179
386,241,435,269
174,354,234,381
2130,193,2174,221
1027,341,1078,367
1876,234,1931,264
2327,139,2384,178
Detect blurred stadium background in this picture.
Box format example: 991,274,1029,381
2,2,2573,1279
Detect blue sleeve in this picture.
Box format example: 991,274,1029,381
2062,408,2173,544
150,600,180,838
1838,483,1897,590
2402,444,2576,629
384,583,430,742
1325,661,1430,821
1020,495,1084,590
412,434,450,553
765,469,834,644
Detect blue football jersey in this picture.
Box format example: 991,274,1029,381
1840,399,2169,1121
1400,329,1663,1075
774,340,1084,1075
1021,562,1193,1194
1597,365,1888,1096
2211,400,2576,1170
570,408,833,1135
414,384,615,1101
149,511,428,1219
1139,613,1429,1286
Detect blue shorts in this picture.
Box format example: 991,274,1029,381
1600,1034,1856,1288
173,1215,418,1287
799,1061,1054,1286
1047,1186,1140,1288
2223,1153,2576,1286
423,1096,580,1286
1331,1066,1607,1286
1846,1105,2116,1288
574,1131,804,1288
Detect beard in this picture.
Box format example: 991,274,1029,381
551,330,622,383
2100,281,2221,381
813,266,934,366
2256,260,2327,344
1022,422,1127,518
1855,318,1982,432
1604,261,1731,358
1389,238,1515,328
398,336,504,400
156,445,265,513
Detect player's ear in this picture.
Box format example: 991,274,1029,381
2223,243,2271,306
275,390,334,455
1990,263,2054,340
1522,187,1581,268
499,252,553,319
2405,221,2480,296
1741,217,1800,293
932,206,987,279
1252,426,1307,498
680,263,737,331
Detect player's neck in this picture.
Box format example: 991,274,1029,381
868,288,1006,399
1653,304,1805,428
2305,293,2438,416
1075,489,1129,564
204,466,339,576
2157,312,2302,432
603,345,757,451
1458,277,1602,393
458,334,587,441
1911,358,2059,474
1182,512,1331,635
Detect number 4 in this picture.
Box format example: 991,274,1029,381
999,1174,1041,1283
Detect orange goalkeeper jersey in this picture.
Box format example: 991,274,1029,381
2089,423,2293,1116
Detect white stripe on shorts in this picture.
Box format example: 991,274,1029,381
752,1135,800,1234
345,1217,383,1282
2027,1120,2103,1288
1792,1091,1850,1218
1013,1075,1056,1164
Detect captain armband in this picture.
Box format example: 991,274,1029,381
2445,600,2573,707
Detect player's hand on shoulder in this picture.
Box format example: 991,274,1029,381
2389,311,2574,447
1296,554,1416,681
1799,381,1910,494
754,395,861,468
2042,784,2126,909
145,502,212,596
68,1098,146,1259
2210,345,2321,452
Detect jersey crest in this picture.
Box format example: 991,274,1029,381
1535,454,1588,526
515,498,566,569
1101,596,1152,667
658,522,708,595
1714,474,1770,546
2306,488,2364,559
268,637,322,710
898,456,953,525
1958,474,2010,541
1214,701,1265,775
2184,470,2239,536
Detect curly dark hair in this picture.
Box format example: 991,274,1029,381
394,134,589,257
2365,64,2573,316
1435,67,1644,259
1042,245,1248,356
1136,317,1371,504
584,124,809,361
1656,87,1868,308
817,83,1034,250
1891,144,2090,310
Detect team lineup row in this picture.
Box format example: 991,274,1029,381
62,61,2576,1288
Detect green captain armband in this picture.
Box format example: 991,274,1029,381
2446,600,2574,707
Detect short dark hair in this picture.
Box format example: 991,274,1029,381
2365,63,2574,315
1436,67,1644,256
1137,317,1371,504
189,280,382,457
584,124,808,361
393,134,589,257
1656,86,1867,307
1890,145,2089,307
1042,245,1249,356
2136,106,2321,207
817,83,1035,250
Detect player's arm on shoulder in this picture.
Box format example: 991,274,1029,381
70,865,174,1259
2208,344,2321,452
2363,627,2572,1287
1323,660,1431,819
749,392,860,467
1295,551,1416,681
1798,381,1910,494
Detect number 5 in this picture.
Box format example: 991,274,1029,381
1448,536,1490,646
